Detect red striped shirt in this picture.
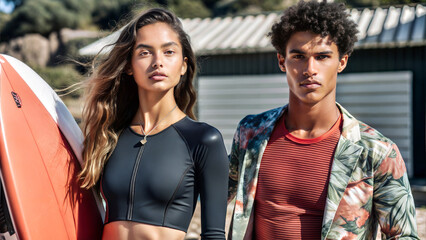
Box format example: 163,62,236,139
254,114,342,240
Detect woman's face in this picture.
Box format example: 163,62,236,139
129,22,187,95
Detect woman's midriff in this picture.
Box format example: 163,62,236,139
102,221,186,240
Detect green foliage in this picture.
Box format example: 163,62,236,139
91,0,136,30
32,65,83,99
215,0,295,16
0,13,10,32
1,0,95,41
336,0,426,8
261,0,291,11
3,0,24,9
63,38,99,59
3,0,424,43
200,0,217,9
169,0,211,18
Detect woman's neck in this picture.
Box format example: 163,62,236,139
132,90,186,134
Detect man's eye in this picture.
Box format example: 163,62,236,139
316,55,329,60
293,55,304,59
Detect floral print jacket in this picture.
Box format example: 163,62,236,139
228,103,419,240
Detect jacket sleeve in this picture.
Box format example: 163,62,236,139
228,121,241,203
373,143,420,239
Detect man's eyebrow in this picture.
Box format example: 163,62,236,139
317,51,333,55
288,49,334,55
135,42,179,50
289,49,305,54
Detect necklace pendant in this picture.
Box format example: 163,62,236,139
140,137,147,145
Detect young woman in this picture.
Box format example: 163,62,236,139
79,8,228,240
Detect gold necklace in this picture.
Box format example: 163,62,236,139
138,105,177,145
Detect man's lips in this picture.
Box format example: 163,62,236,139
149,71,167,80
300,79,321,89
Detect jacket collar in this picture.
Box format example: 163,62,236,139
321,103,364,239
256,103,362,144
337,103,361,143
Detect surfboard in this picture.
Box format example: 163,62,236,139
0,54,104,239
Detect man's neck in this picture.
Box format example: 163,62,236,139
285,98,340,139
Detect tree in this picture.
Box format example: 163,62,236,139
0,12,10,31
336,0,426,8
3,0,24,9
211,0,297,16
91,0,136,30
169,0,211,18
0,0,96,41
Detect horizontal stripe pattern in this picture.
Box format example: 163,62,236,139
254,115,342,239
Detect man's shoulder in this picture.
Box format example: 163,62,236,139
352,119,397,161
238,106,284,128
356,120,394,145
339,103,394,147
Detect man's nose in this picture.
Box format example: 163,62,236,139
303,57,318,76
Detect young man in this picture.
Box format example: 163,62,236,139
228,1,419,239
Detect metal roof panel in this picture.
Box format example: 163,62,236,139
366,8,387,41
191,17,224,50
79,4,426,56
231,14,266,48
204,17,243,50
357,8,374,41
245,13,278,48
380,6,401,43
396,6,415,43
412,5,426,42
218,15,255,49
186,18,212,38
181,18,202,32
349,8,361,24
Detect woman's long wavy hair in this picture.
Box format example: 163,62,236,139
79,8,197,189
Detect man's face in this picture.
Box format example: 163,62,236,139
278,31,348,105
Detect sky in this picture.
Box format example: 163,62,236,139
0,0,14,13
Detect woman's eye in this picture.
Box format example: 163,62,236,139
165,50,175,55
139,51,150,56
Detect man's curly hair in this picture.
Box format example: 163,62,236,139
269,1,358,57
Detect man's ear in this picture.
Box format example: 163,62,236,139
338,54,349,73
277,53,286,72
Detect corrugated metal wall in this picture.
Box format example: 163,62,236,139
198,74,288,148
198,71,413,175
336,72,413,174
347,47,426,179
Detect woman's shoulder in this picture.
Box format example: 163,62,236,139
173,117,224,146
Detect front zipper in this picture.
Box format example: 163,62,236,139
127,144,145,220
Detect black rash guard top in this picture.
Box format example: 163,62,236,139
101,117,229,239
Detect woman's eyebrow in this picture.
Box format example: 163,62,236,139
135,42,179,50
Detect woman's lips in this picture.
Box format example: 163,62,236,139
150,72,167,80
